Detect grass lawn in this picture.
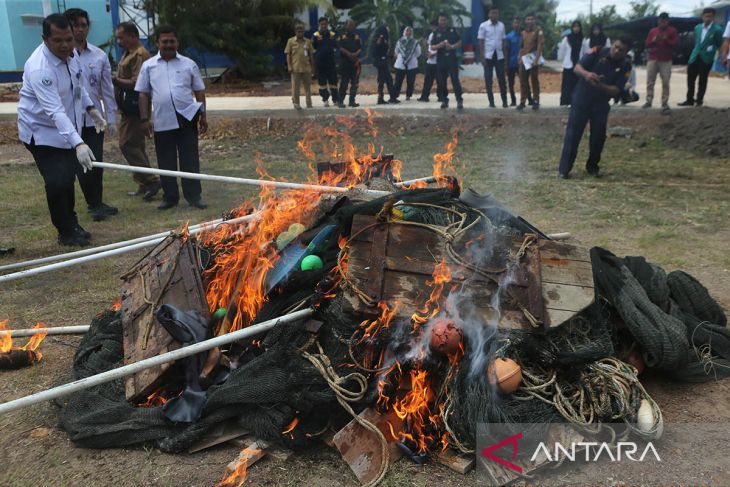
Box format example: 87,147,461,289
0,109,729,486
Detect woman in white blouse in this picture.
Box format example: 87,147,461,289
557,20,584,105
580,23,611,58
393,26,422,101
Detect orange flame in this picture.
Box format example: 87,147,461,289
217,448,253,487
411,259,453,331
110,298,122,312
0,321,48,362
391,369,439,453
0,320,11,354
432,130,459,184
282,417,299,435
139,389,169,408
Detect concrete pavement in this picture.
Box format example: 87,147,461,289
1,66,727,115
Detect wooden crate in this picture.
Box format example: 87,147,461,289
119,234,210,402
344,215,593,330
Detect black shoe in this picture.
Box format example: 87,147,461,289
142,182,162,201
457,100,464,110
532,102,540,110
89,207,108,222
516,104,525,111
88,203,118,216
502,101,509,108
406,96,411,101
695,101,703,107
389,98,400,104
417,97,429,102
489,102,496,108
337,103,346,108
348,101,360,107
677,100,694,107
74,224,91,240
440,101,448,109
377,98,387,105
58,233,90,247
558,173,572,180
158,200,178,210
188,199,208,210
510,99,516,106
587,170,602,178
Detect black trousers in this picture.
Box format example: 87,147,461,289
375,61,395,99
316,64,338,103
154,112,202,204
420,63,438,100
560,68,578,106
436,60,463,103
686,58,712,103
338,67,359,103
507,66,519,103
558,98,610,176
26,140,79,236
394,68,417,99
483,53,507,104
76,126,104,208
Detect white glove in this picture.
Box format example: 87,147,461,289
106,123,117,137
75,143,95,173
88,108,108,134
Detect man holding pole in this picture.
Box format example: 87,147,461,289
112,22,162,201
17,14,102,247
65,8,119,222
136,25,208,210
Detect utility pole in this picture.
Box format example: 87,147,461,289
589,0,593,19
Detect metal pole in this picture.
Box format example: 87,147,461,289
93,161,389,196
0,214,257,284
0,308,314,415
0,217,228,273
395,176,437,187
0,325,90,338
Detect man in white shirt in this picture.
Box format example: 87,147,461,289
477,7,508,108
18,14,106,247
136,25,208,210
65,8,118,222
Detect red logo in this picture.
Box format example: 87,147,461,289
481,432,523,474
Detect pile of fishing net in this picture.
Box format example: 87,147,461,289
57,185,729,459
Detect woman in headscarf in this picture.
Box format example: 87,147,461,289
371,25,399,104
558,20,583,105
393,26,422,101
580,23,611,57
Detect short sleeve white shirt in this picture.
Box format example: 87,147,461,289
724,21,730,59
477,20,506,60
17,44,93,149
75,42,117,127
135,53,205,132
426,32,437,65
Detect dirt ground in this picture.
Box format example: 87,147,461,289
0,109,729,486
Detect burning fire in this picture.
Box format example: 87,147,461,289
138,389,169,408
110,298,122,312
411,259,454,331
391,369,439,453
0,320,48,364
282,417,299,436
217,448,254,487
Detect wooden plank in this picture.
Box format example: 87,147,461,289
543,282,594,313
435,448,475,474
188,422,250,453
538,240,591,262
541,259,593,287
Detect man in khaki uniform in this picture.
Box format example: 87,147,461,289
284,24,314,110
112,22,161,199
517,14,544,110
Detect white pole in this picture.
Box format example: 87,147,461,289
0,308,314,415
395,176,437,187
0,214,257,284
0,325,90,338
0,217,229,273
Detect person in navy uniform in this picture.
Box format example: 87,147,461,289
337,19,362,108
65,8,119,222
558,37,632,179
432,13,463,110
17,14,105,247
312,16,339,107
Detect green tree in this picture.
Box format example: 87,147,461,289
153,0,318,79
627,0,660,20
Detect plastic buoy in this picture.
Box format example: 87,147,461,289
212,308,227,321
300,254,324,271
487,358,523,394
429,319,462,355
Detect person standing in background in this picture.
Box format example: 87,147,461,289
312,17,339,107
18,14,102,246
477,7,508,108
558,21,583,106
285,23,314,110
393,26,421,101
721,19,730,81
643,13,678,112
337,19,362,108
679,8,724,107
505,17,528,107
112,22,161,201
432,13,463,110
136,25,208,211
65,8,118,222
517,14,543,110
581,24,610,57
372,25,399,105
417,20,439,102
